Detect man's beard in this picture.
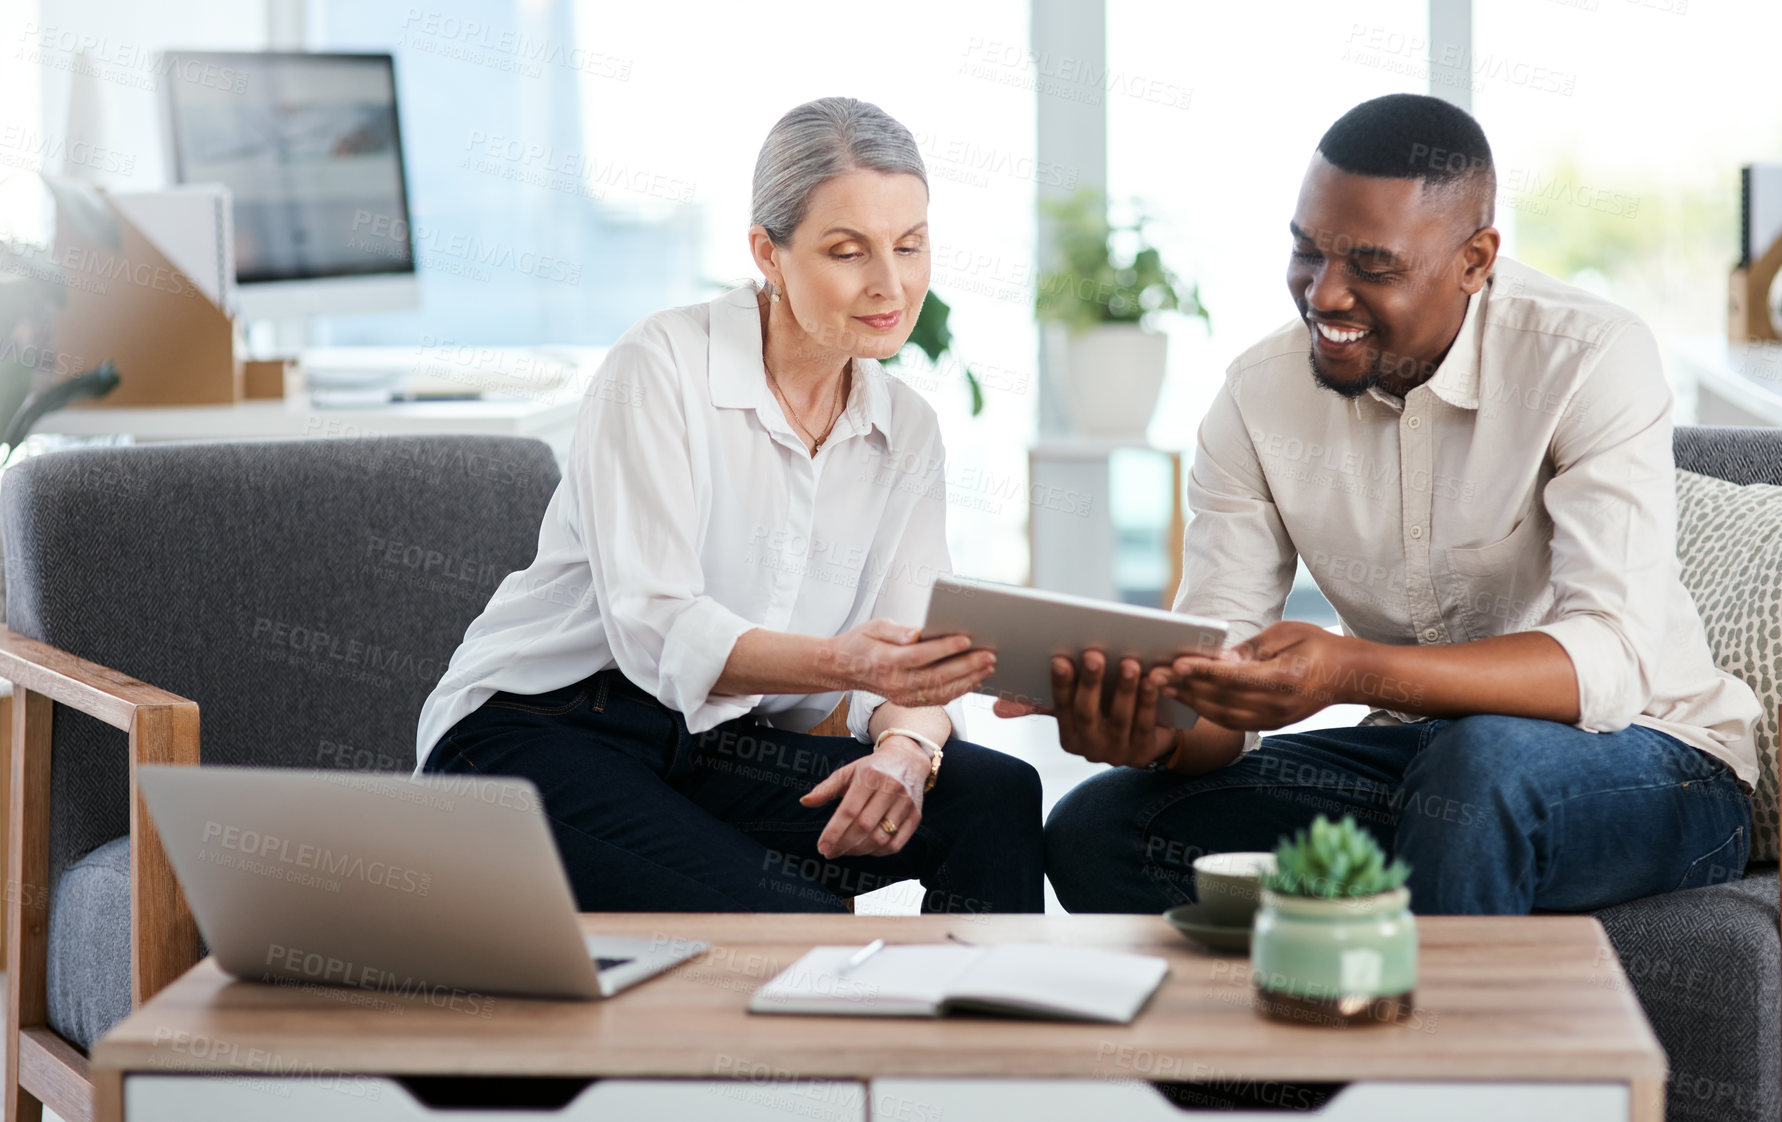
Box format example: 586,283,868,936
1307,349,1385,399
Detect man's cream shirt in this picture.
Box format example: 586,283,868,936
1175,256,1761,790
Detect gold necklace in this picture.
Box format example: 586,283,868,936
765,364,845,456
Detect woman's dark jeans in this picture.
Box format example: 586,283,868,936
423,669,1045,914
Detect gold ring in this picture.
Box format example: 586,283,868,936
879,816,899,837
916,689,928,704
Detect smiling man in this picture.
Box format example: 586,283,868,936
1027,94,1762,915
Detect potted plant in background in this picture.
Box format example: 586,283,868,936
1251,814,1418,1028
1034,189,1205,437
887,290,983,416
0,173,125,455
0,172,127,625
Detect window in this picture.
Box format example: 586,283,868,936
312,0,1040,579
1107,0,1429,622
1472,0,1782,402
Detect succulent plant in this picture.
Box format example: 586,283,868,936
1261,814,1410,899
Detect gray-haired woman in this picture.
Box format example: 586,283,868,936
415,97,1045,913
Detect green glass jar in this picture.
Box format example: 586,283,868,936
1250,886,1417,1027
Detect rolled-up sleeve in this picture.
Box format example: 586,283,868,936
1175,374,1300,751
845,428,969,744
576,329,761,731
1529,318,1674,732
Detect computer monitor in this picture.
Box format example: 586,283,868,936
161,50,419,321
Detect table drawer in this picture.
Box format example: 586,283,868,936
871,1078,1629,1121
126,1075,867,1121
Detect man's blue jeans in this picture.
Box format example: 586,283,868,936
1044,714,1752,915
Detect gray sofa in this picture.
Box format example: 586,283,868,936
1590,425,1781,1122
1,428,1776,1122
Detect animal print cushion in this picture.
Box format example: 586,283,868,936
1674,469,1782,861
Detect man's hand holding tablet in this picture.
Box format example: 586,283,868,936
990,651,1202,768
1161,621,1361,732
922,577,1253,774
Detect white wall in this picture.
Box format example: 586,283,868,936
15,0,270,188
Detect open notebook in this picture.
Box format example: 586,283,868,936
748,943,1169,1024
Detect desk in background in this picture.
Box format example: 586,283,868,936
42,396,583,470
39,346,611,470
1674,335,1782,428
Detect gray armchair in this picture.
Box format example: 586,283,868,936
1589,424,1781,1122
1,435,560,1122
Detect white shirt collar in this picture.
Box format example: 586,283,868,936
1359,273,1488,413
706,284,898,452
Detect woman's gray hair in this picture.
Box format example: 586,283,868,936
751,97,927,246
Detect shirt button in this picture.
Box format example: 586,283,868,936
1423,627,1440,643
1410,525,1423,540
1407,416,1421,429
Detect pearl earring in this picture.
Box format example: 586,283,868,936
768,281,781,303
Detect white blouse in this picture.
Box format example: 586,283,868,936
414,284,963,769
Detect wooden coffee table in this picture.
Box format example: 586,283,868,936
91,913,1666,1121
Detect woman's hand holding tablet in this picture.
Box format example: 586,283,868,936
921,577,1228,719
814,618,996,707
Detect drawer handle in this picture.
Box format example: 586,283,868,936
395,1075,595,1111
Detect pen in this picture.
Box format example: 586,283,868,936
837,938,885,977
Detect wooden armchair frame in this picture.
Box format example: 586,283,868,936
1,626,200,1122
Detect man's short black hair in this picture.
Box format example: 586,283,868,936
1316,94,1495,220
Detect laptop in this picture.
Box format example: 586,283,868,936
138,766,706,1001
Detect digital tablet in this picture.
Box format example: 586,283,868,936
921,575,1229,727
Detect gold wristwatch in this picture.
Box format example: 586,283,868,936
875,726,945,792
